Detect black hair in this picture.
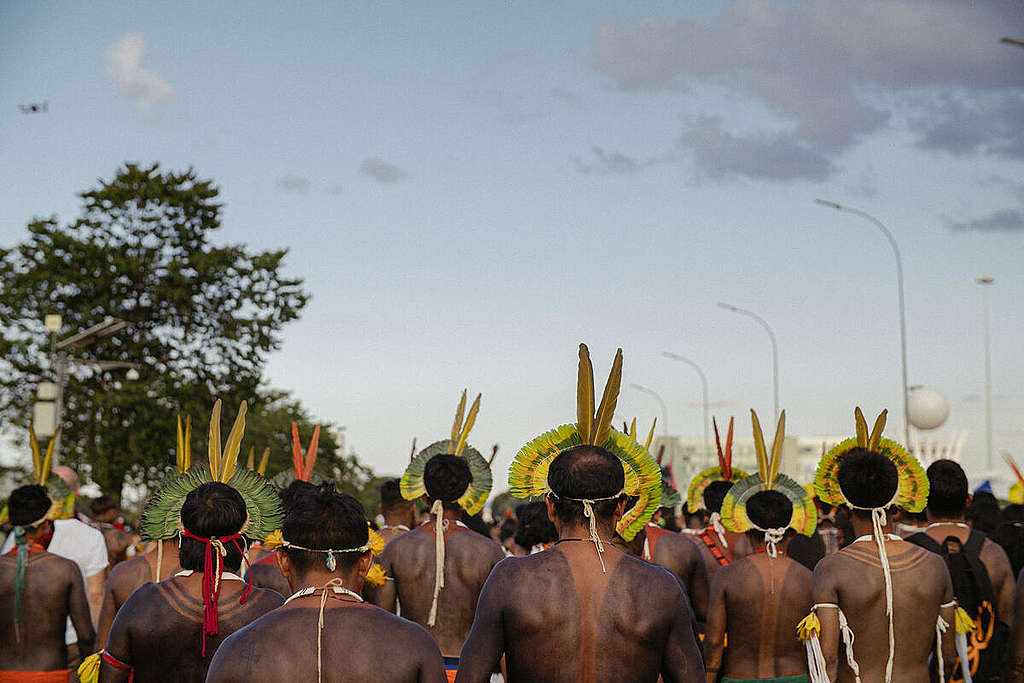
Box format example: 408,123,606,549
659,508,681,532
547,445,626,526
283,483,370,575
423,454,472,510
514,501,557,550
379,478,408,511
498,517,517,543
1002,504,1024,524
703,480,734,515
993,522,1024,580
925,459,969,519
9,485,51,527
179,482,248,572
90,495,118,517
280,480,318,514
745,490,794,543
966,499,1001,536
972,490,999,509
836,447,898,510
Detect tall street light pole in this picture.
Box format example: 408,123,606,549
816,199,910,448
630,384,668,437
977,276,995,472
718,303,779,423
662,352,709,457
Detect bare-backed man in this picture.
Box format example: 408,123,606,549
812,448,955,682
456,445,704,683
906,458,1014,680
368,455,504,677
100,483,283,681
1,485,95,682
379,478,416,544
95,536,181,647
645,521,709,626
208,484,445,683
704,490,811,682
688,481,751,583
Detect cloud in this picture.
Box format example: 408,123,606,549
951,209,1024,232
574,146,644,175
590,1,1024,177
106,32,174,109
680,116,831,181
915,92,1024,159
276,176,311,194
360,158,407,183
327,183,344,195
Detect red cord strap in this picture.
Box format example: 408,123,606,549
102,649,135,682
179,528,253,656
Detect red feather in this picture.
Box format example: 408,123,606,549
302,425,321,481
724,417,734,480
291,422,304,478
1003,452,1024,486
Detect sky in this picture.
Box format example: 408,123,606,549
2,0,1023,490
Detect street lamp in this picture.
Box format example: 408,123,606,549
47,317,136,465
977,276,995,471
630,384,668,437
662,352,710,456
718,303,779,423
815,199,911,447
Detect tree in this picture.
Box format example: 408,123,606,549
0,164,310,497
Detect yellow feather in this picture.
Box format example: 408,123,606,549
451,390,467,444
854,407,869,448
209,400,223,480
247,446,255,470
645,419,656,451
868,409,888,452
219,401,247,482
29,425,42,484
629,417,637,440
454,393,481,457
767,411,785,488
592,348,623,445
751,409,769,483
176,415,185,471
577,344,595,445
258,447,270,476
182,416,192,472
40,427,59,486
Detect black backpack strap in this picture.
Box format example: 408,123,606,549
905,531,943,554
963,529,987,556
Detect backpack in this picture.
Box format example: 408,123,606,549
907,529,1007,682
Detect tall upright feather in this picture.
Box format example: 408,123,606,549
176,416,192,473
29,426,41,484
1004,452,1024,485
451,390,467,444
454,394,481,457
247,446,255,471
291,423,304,477
751,409,769,483
258,447,270,476
303,425,321,480
40,428,59,486
854,407,869,448
645,419,657,451
576,345,595,445
592,348,623,445
868,410,888,451
209,400,223,481
713,418,725,472
767,411,786,489
724,417,735,479
218,401,247,482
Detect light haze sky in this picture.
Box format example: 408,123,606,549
2,1,1023,489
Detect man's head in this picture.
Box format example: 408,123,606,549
280,483,371,582
90,495,118,523
925,459,969,521
836,447,898,517
379,477,414,519
514,501,558,550
280,480,318,514
703,480,734,516
745,489,794,543
423,454,472,511
9,484,53,540
52,466,80,494
179,482,247,572
545,445,626,527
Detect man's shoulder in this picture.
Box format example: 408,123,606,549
247,586,286,607
55,517,106,542
617,552,683,588
109,555,150,582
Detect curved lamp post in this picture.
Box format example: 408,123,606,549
718,303,779,423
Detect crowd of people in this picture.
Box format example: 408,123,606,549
3,343,1024,682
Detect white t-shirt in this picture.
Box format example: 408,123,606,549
4,518,108,643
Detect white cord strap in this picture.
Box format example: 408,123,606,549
551,491,622,574
428,499,445,626
810,602,861,683
284,578,364,683
939,600,973,683
709,511,729,549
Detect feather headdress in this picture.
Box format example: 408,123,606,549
720,410,816,538
508,344,662,544
814,407,928,513
0,425,73,527
686,416,749,514
272,422,325,489
140,400,282,543
400,390,493,515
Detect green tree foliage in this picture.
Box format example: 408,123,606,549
0,164,312,497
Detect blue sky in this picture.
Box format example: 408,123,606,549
2,1,1023,486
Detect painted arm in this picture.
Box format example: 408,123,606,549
86,570,106,625
364,545,397,612
811,561,841,682
663,578,705,683
100,601,135,683
938,567,956,674
68,564,96,656
1005,571,1024,682
702,570,726,683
